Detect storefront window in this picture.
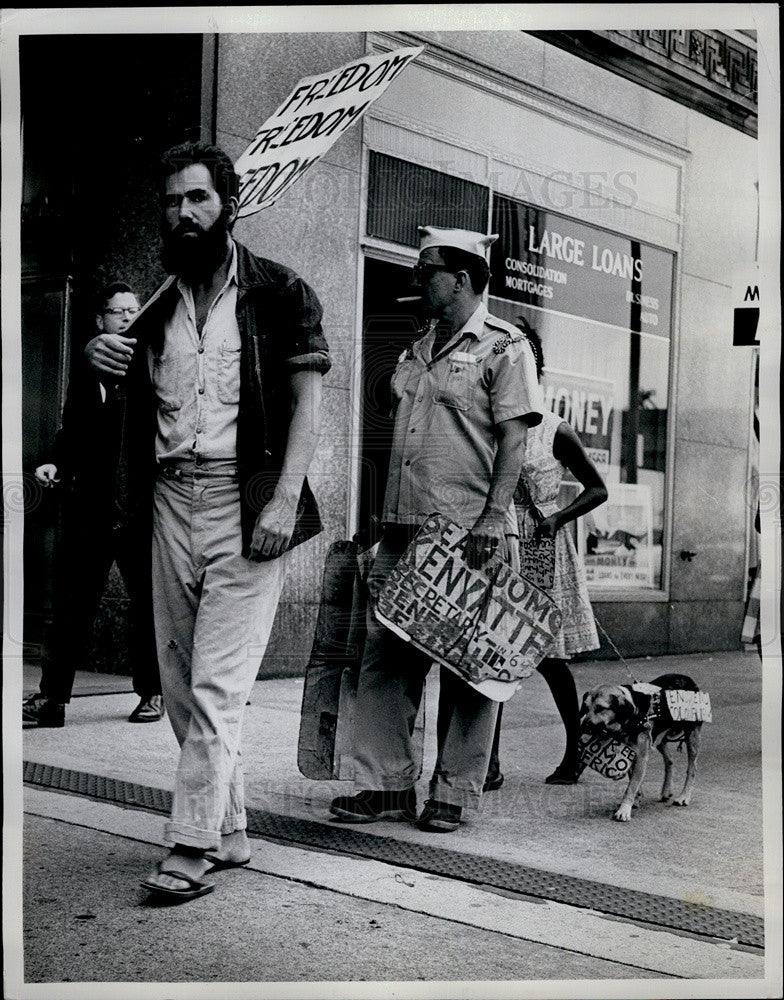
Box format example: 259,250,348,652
489,194,675,591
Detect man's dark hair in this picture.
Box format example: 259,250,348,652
96,281,136,314
516,316,544,380
438,247,491,295
160,141,240,205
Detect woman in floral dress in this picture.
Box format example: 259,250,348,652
486,322,608,786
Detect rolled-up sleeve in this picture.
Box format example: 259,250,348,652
279,276,332,376
488,339,544,425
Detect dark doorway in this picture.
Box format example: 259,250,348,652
21,33,204,308
359,257,422,535
20,33,203,665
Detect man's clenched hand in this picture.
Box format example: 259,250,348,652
34,463,60,487
248,492,298,561
465,511,508,570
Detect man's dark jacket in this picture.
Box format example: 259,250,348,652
115,241,331,557
49,359,126,518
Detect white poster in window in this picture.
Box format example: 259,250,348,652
581,483,654,588
541,367,621,480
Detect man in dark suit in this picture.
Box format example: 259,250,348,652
23,282,164,728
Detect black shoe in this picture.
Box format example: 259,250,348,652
416,800,462,832
483,771,505,792
544,761,583,785
23,694,65,728
330,789,417,823
128,694,165,723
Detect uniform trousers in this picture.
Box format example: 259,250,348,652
352,527,499,808
152,461,290,849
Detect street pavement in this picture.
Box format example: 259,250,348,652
11,648,779,997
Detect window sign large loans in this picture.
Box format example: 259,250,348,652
489,194,676,592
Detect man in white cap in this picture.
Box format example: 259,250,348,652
331,226,544,832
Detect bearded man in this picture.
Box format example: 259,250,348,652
87,141,330,900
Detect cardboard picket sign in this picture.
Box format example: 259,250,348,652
374,513,562,702
665,689,712,723
520,533,556,590
298,539,426,780
578,731,635,781
235,45,424,217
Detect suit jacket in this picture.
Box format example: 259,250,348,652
47,354,125,520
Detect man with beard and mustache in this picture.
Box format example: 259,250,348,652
85,141,330,900
329,226,543,833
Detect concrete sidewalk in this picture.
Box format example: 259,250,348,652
17,649,772,993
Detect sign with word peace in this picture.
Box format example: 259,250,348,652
375,514,561,702
235,45,424,217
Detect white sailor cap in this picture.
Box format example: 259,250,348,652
417,226,499,260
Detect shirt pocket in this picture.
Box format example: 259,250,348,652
218,344,242,405
151,355,182,414
433,356,480,411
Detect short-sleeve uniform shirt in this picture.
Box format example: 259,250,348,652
382,302,544,532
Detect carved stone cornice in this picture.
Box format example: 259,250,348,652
529,30,757,138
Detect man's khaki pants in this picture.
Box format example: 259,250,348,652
152,463,290,850
352,527,500,809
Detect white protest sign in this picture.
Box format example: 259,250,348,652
665,689,713,723
375,514,562,702
234,45,425,218
578,732,635,781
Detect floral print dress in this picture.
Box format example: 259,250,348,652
516,410,600,659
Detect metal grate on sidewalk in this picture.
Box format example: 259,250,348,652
24,760,764,950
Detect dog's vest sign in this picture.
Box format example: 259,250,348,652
375,513,561,700
630,682,713,725
578,732,635,781
664,689,712,723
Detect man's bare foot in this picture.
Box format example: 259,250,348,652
145,848,212,893
205,830,251,868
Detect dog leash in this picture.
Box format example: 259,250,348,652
592,616,640,684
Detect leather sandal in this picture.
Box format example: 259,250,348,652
140,864,214,901
544,761,583,785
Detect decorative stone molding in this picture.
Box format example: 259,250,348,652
530,30,758,138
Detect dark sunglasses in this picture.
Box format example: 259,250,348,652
412,261,451,284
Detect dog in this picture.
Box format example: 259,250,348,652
579,673,704,822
